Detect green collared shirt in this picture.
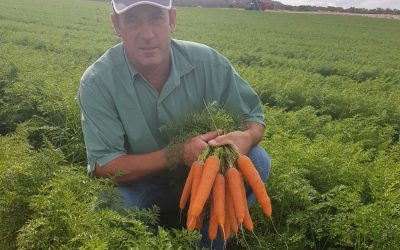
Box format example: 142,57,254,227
78,39,264,173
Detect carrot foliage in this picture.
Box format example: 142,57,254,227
160,102,243,144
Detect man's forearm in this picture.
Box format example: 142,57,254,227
244,121,265,147
94,145,183,185
93,130,221,185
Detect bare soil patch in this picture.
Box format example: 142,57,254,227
269,10,400,20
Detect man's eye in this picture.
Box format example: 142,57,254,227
125,16,139,24
150,15,164,23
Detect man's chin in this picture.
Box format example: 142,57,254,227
137,60,162,70
137,54,160,64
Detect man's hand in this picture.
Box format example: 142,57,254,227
208,122,264,155
182,130,221,166
208,130,252,155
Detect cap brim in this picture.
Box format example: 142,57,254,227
112,0,172,14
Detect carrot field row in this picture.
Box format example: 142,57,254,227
1,0,399,249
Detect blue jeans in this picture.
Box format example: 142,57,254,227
117,145,271,249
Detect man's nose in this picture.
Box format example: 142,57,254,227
138,22,155,40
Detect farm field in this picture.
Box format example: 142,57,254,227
1,0,399,249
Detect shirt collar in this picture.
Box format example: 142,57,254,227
122,46,138,78
170,39,194,77
158,42,194,102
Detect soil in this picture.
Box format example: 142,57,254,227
268,10,400,20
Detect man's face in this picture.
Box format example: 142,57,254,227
112,5,176,71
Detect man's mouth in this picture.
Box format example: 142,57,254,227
139,47,157,51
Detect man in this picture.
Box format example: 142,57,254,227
78,0,270,248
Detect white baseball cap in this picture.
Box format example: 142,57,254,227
112,0,172,14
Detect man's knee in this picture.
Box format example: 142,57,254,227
117,179,157,210
117,185,147,209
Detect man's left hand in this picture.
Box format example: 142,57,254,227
207,122,264,156
208,130,252,155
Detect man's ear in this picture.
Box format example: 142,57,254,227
111,14,121,36
169,8,177,33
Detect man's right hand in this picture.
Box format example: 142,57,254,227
94,130,221,185
182,130,221,167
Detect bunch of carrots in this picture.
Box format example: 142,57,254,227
179,144,272,242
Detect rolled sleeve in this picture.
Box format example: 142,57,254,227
233,72,265,125
78,76,126,173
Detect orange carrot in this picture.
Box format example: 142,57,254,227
243,210,254,232
187,215,198,230
208,200,218,241
237,155,272,217
212,173,225,233
226,167,245,223
180,161,200,211
196,211,205,230
226,185,239,236
190,162,203,205
223,204,231,240
189,155,220,218
187,163,203,230
239,171,254,232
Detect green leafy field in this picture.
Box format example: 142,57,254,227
1,0,399,249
